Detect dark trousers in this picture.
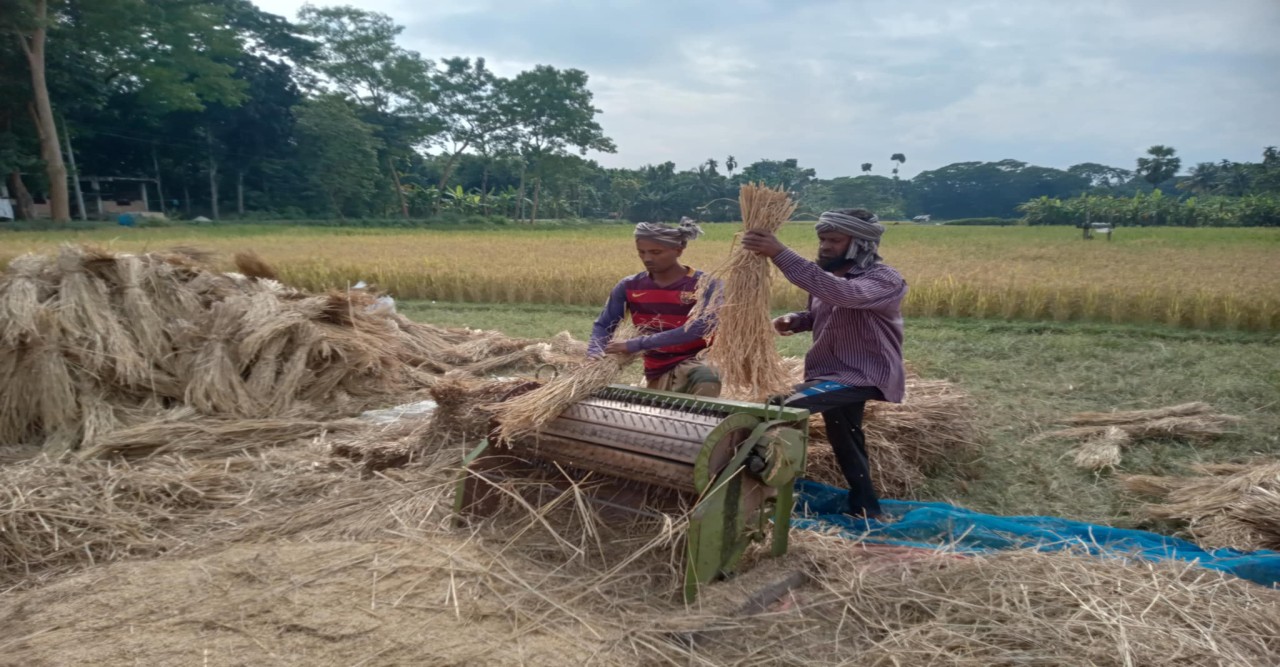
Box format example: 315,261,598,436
783,383,884,517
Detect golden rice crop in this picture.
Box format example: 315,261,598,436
2,225,1277,331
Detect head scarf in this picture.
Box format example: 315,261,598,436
634,221,704,248
815,210,884,270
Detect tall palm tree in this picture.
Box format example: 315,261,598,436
725,155,738,179
1136,145,1181,190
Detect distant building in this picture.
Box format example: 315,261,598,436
20,175,160,220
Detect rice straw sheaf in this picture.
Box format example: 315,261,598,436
1070,426,1132,471
686,183,796,401
489,320,641,444
1122,460,1280,551
2,245,562,456
1034,403,1242,471
1064,402,1214,426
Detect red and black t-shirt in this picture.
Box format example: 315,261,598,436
588,267,716,379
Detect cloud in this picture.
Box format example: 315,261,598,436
254,0,1280,176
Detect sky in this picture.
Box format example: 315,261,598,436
254,0,1280,179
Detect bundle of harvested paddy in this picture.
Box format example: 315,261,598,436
1071,426,1131,470
0,245,590,457
1122,460,1280,551
686,183,796,401
1033,402,1242,471
489,320,640,443
424,372,534,452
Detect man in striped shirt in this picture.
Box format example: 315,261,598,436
588,221,723,397
742,208,908,519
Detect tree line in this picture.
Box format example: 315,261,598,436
2,2,1277,225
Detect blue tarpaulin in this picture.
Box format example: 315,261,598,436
793,479,1280,588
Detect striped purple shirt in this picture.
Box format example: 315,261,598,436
771,248,908,403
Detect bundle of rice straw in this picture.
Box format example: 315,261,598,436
1071,426,1130,471
1032,402,1242,471
1122,460,1280,551
686,183,796,401
392,372,538,460
0,245,590,458
489,320,640,443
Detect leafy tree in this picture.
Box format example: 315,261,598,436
1067,162,1133,191
1179,162,1220,195
431,57,514,201
861,162,872,173
293,95,380,217
299,5,435,218
910,160,1088,219
503,65,615,222
737,158,816,195
890,153,905,177
1136,145,1181,190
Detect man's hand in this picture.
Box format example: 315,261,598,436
772,315,795,336
603,340,630,355
741,230,786,258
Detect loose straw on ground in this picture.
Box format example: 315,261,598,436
687,183,796,401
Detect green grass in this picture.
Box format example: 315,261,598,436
401,300,1280,528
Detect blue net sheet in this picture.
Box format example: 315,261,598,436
792,480,1280,588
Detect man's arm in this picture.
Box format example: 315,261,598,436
625,278,721,353
771,248,904,310
588,280,628,357
779,310,813,333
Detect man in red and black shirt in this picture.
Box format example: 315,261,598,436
588,221,722,397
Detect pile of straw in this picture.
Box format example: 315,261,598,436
0,245,591,458
792,359,977,499
687,183,796,400
1033,402,1242,471
1122,460,1280,551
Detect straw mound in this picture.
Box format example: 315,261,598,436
1122,461,1280,551
1033,402,1242,471
791,360,978,499
4,524,1277,666
0,245,588,458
